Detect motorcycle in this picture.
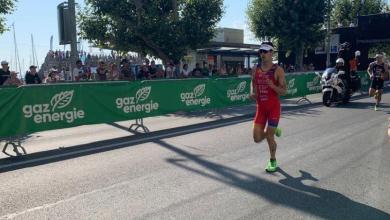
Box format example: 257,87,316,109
318,68,360,107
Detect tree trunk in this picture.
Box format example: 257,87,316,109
136,33,170,64
295,45,304,71
172,0,178,21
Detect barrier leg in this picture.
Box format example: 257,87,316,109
296,96,312,104
205,108,223,119
128,118,150,133
2,137,27,157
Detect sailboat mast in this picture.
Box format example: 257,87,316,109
12,23,22,78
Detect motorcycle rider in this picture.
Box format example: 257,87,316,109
338,42,352,91
335,58,346,73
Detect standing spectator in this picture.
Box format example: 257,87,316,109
349,51,360,74
202,61,210,77
48,68,60,83
155,65,165,79
0,60,11,85
137,65,151,80
149,60,158,79
181,63,191,78
192,63,203,77
25,65,42,84
73,60,87,81
219,64,227,76
3,71,23,86
120,59,135,81
237,64,244,75
96,60,108,81
110,63,120,80
174,62,181,78
165,63,175,79
212,65,218,76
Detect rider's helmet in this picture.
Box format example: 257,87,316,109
336,58,345,65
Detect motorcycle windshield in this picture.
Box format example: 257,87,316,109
322,68,336,80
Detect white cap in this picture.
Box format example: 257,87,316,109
259,44,274,51
355,51,361,56
336,58,345,64
375,53,383,58
1,60,8,65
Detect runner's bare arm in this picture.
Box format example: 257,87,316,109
250,68,257,100
268,67,287,96
367,63,373,78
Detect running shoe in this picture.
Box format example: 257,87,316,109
275,127,282,138
265,160,278,172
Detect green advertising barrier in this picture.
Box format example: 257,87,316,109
284,72,322,99
0,78,254,139
357,71,371,91
1,71,370,139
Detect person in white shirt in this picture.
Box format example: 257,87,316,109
181,63,191,78
73,60,87,81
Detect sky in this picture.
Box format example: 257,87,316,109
0,0,258,72
1,0,388,72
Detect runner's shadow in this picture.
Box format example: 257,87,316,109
161,140,390,219
277,168,389,219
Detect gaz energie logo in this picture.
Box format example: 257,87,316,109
22,90,85,124
227,81,250,102
307,75,322,92
287,78,297,95
180,84,211,107
116,86,159,113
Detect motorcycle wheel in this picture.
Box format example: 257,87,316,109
323,91,332,107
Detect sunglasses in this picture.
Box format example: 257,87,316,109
259,49,270,54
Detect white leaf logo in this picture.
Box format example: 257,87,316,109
51,90,74,111
236,81,247,93
193,84,206,97
136,87,151,103
313,76,321,85
288,79,295,89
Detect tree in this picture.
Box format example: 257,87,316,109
332,0,389,27
0,0,16,34
79,0,224,64
247,0,326,70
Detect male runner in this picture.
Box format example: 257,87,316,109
367,53,388,111
250,42,287,172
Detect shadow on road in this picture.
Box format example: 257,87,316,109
158,140,390,220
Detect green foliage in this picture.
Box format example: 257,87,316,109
79,0,224,63
0,0,17,34
247,0,326,69
332,0,389,27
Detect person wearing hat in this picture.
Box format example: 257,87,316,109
25,65,42,84
367,53,389,111
250,42,287,172
3,71,23,87
48,68,59,83
0,60,11,85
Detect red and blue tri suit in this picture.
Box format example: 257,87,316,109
253,64,281,128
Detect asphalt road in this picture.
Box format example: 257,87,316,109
0,94,389,220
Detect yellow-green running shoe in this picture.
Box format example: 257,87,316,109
374,104,378,111
265,160,278,172
275,127,282,137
